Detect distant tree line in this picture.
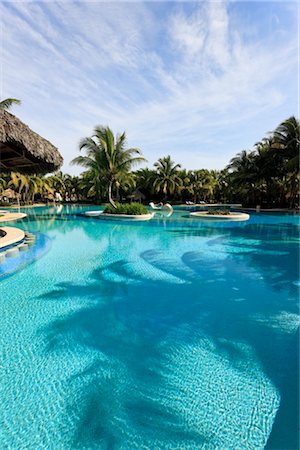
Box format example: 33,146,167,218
0,111,299,208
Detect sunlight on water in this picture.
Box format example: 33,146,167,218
0,206,299,449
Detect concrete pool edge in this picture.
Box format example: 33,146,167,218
0,212,27,223
98,212,154,221
190,211,250,221
0,226,25,249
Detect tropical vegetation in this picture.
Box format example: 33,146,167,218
104,203,148,215
0,98,21,111
71,126,145,207
0,117,298,209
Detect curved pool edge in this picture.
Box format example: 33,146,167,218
98,212,154,221
0,226,25,249
190,211,250,221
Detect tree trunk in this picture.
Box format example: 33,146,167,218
108,181,117,208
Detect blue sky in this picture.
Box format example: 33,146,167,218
1,1,298,175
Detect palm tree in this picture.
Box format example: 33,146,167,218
177,169,191,201
153,156,182,199
8,172,28,209
29,175,53,203
135,168,156,197
47,171,67,198
78,170,106,202
272,116,299,165
72,126,145,207
0,98,21,111
272,117,299,207
68,176,81,202
215,169,233,203
187,170,217,203
227,150,263,205
0,176,7,195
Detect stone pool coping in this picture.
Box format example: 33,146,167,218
0,212,27,223
0,226,25,249
190,211,250,221
85,211,104,217
99,212,154,221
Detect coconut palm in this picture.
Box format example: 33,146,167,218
47,171,67,198
153,156,182,199
272,116,299,166
272,117,299,207
135,168,155,191
7,172,28,208
187,170,218,203
227,150,263,205
68,176,81,202
78,170,106,202
8,172,28,196
0,98,21,111
0,176,7,195
215,169,233,203
72,126,145,206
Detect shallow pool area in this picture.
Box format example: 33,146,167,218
0,205,299,449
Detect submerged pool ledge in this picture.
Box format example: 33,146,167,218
0,226,25,249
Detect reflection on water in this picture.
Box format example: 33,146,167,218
0,205,299,449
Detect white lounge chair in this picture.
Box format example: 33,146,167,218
149,202,162,210
164,203,173,212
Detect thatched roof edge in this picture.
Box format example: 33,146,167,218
0,109,63,173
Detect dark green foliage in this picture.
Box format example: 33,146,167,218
0,98,21,111
104,203,148,215
2,117,298,209
226,116,299,207
71,125,145,206
206,209,230,215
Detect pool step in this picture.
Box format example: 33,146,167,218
5,247,20,258
18,243,29,252
25,239,35,246
0,231,36,263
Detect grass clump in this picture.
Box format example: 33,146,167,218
104,203,149,215
206,208,230,215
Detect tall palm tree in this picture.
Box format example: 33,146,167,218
187,170,217,203
78,170,106,202
68,176,81,202
215,169,233,203
8,172,28,195
0,176,7,195
272,116,299,166
135,168,156,197
8,172,28,209
227,150,262,205
272,117,299,206
47,171,67,197
72,126,145,207
0,98,21,110
153,156,182,199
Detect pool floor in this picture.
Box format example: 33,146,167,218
0,205,299,449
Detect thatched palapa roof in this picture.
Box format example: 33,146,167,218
0,110,63,174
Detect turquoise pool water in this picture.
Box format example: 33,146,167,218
0,205,299,449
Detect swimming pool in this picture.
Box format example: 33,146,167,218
0,205,299,449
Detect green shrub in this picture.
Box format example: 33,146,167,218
104,202,149,215
206,208,230,215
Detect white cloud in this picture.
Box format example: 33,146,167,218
0,1,297,174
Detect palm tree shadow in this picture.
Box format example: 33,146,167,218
41,274,212,447
39,220,299,448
